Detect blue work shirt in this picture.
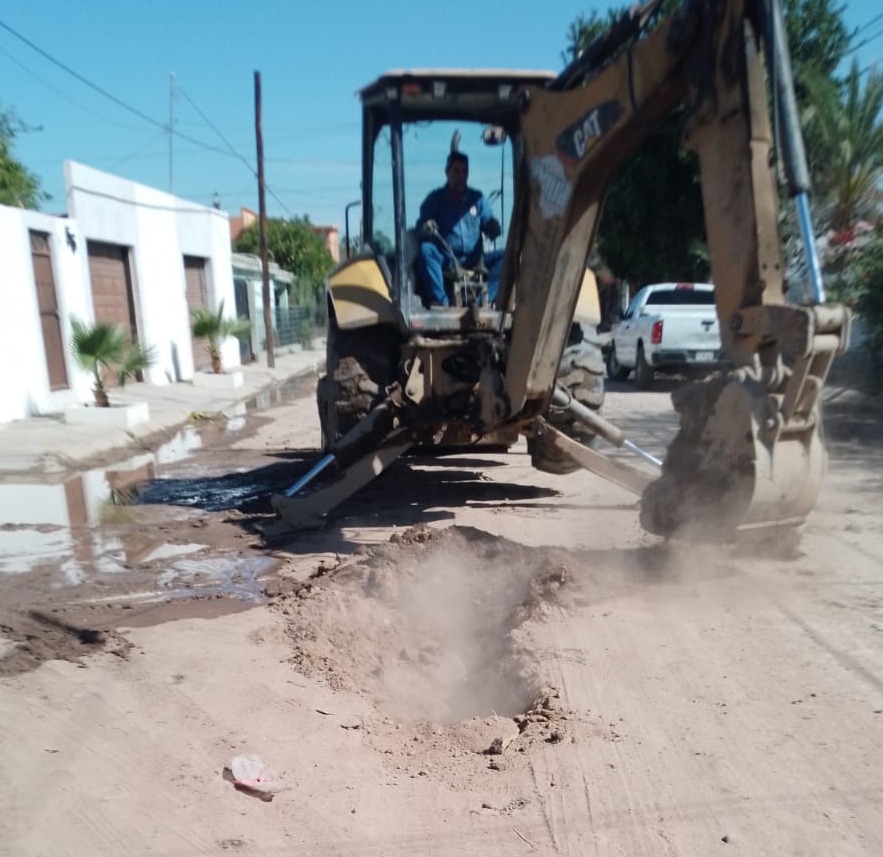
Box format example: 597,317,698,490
416,186,495,266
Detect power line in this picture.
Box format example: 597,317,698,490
0,42,143,131
176,84,294,218
106,131,168,171
263,156,360,166
173,120,360,142
846,25,883,57
0,16,239,158
852,11,883,38
178,86,253,171
0,15,302,216
844,11,883,59
67,183,232,214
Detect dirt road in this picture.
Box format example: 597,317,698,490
1,382,881,855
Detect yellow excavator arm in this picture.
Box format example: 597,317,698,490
497,0,848,537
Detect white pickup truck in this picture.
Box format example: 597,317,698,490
605,282,723,389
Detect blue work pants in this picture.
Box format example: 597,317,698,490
416,242,503,308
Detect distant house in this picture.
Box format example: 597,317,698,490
231,252,293,362
0,162,239,424
312,225,341,264
229,207,340,264
228,207,258,244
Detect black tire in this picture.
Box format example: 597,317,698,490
529,339,606,475
318,312,400,450
634,343,655,390
606,343,630,381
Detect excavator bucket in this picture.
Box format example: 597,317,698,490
640,375,823,539
640,304,849,539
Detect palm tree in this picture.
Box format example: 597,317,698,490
190,300,251,374
69,318,156,407
803,61,883,232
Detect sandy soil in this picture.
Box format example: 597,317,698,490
1,381,882,856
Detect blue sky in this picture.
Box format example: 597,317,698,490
1,0,880,229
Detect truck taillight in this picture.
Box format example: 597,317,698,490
651,319,663,344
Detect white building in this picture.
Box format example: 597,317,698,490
0,161,239,424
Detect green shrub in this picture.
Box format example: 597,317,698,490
70,318,156,407
854,234,883,372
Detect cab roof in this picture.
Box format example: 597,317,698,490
359,69,557,124
360,69,557,95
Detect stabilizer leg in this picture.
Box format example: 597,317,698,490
267,435,412,534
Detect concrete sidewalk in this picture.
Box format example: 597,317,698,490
0,345,325,476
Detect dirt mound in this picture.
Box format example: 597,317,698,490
269,525,577,725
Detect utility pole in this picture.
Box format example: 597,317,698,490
168,72,176,194
254,70,275,368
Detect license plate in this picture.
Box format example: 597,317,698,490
696,351,714,362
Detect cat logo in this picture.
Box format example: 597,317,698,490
555,100,622,166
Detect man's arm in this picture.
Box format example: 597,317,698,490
416,190,440,234
477,193,501,240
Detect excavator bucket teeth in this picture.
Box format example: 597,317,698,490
640,374,826,540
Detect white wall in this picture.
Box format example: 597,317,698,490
177,190,238,371
0,163,237,423
66,161,237,385
0,206,93,422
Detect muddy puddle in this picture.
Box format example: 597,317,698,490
243,373,317,413
0,379,324,629
0,373,331,674
1,419,245,574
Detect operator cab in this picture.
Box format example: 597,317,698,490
357,69,555,333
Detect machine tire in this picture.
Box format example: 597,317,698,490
528,338,606,475
634,343,655,390
318,313,400,450
606,343,630,381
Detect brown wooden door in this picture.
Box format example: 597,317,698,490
87,242,138,387
30,231,69,391
184,256,211,371
88,241,137,331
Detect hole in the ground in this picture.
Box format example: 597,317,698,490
281,526,563,724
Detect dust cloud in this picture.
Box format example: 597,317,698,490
277,526,567,724
275,523,764,727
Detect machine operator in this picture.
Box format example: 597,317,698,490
415,151,503,308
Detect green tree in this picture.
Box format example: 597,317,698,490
562,7,624,63
563,0,850,287
854,231,883,370
371,229,394,257
234,217,334,304
0,106,49,209
565,1,704,286
784,0,851,83
597,125,708,286
802,61,883,231
784,0,852,191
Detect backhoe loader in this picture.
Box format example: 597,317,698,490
271,0,850,540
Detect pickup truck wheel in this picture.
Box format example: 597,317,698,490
529,339,605,475
606,343,630,381
634,343,655,390
318,312,399,450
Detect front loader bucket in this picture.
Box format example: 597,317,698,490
640,374,826,540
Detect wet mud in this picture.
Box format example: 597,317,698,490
0,376,319,675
